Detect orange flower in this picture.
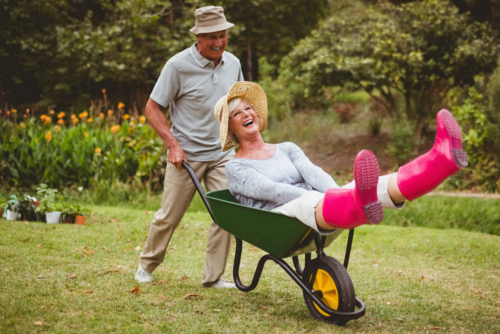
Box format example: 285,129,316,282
102,89,106,94
7,111,10,115
99,113,104,119
107,110,113,116
88,118,93,123
44,116,51,124
58,119,64,125
95,147,102,154
24,114,27,118
40,115,47,121
79,111,88,119
123,114,130,120
49,109,55,115
71,114,76,118
84,132,88,138
117,102,125,109
139,115,146,123
72,117,79,124
54,125,60,133
0,109,2,114
20,122,26,128
45,131,52,141
57,112,65,119
110,125,120,133
26,108,30,114
12,109,17,113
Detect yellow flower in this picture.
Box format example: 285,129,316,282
58,112,65,118
139,115,146,123
40,115,47,121
123,114,130,120
95,147,102,154
54,125,60,133
107,109,113,116
49,110,55,115
99,113,104,119
20,122,26,128
12,109,17,113
45,131,52,142
110,125,120,133
79,111,88,119
84,132,88,138
117,102,125,109
58,119,64,125
72,117,79,124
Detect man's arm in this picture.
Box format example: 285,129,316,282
145,98,187,170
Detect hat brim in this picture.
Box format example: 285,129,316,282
214,82,268,152
190,22,234,35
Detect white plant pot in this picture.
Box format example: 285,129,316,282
46,211,62,224
6,210,19,221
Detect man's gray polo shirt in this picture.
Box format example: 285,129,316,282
150,44,243,161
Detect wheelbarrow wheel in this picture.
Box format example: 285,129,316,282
302,256,356,325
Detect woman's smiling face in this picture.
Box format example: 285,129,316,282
228,99,260,141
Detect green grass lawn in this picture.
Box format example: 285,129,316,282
0,197,499,333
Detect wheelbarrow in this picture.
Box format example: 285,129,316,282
182,162,366,325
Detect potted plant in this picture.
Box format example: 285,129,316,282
61,203,78,224
19,194,41,222
36,184,61,224
74,205,90,225
6,195,20,220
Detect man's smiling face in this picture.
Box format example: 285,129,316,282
196,30,227,62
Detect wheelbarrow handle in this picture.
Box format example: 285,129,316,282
181,161,217,223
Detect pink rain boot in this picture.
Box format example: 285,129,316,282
322,150,383,229
397,109,468,201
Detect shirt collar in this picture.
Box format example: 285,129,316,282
190,43,225,68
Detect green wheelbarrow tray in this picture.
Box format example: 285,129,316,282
182,162,365,323
206,188,342,258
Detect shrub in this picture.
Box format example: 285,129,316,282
386,120,416,166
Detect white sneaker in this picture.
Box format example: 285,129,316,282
135,264,153,283
212,278,235,289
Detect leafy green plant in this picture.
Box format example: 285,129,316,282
368,116,382,137
6,195,20,212
36,184,59,213
386,120,417,166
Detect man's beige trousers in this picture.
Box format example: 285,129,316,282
140,156,233,287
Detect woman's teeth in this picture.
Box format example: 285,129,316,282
243,120,253,127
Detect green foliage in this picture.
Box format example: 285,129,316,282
6,195,20,212
453,88,488,150
0,0,198,106
36,184,59,213
282,0,499,139
386,120,417,166
61,203,90,218
256,57,293,121
368,116,382,137
0,115,166,189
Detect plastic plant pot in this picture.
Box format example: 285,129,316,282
74,215,86,225
46,211,62,224
6,210,19,221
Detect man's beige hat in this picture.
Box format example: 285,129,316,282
190,6,234,35
214,82,268,152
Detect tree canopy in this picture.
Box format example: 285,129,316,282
282,0,499,139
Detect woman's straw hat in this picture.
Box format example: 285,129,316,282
214,82,268,152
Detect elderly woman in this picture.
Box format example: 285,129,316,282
214,82,468,234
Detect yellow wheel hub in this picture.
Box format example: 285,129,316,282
311,269,339,316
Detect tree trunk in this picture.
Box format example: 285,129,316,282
246,41,253,82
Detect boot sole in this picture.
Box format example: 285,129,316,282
354,150,383,224
440,110,468,168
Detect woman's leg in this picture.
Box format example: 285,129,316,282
317,150,383,230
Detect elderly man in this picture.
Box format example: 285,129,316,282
135,6,243,288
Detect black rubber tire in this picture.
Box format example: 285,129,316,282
302,256,356,325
